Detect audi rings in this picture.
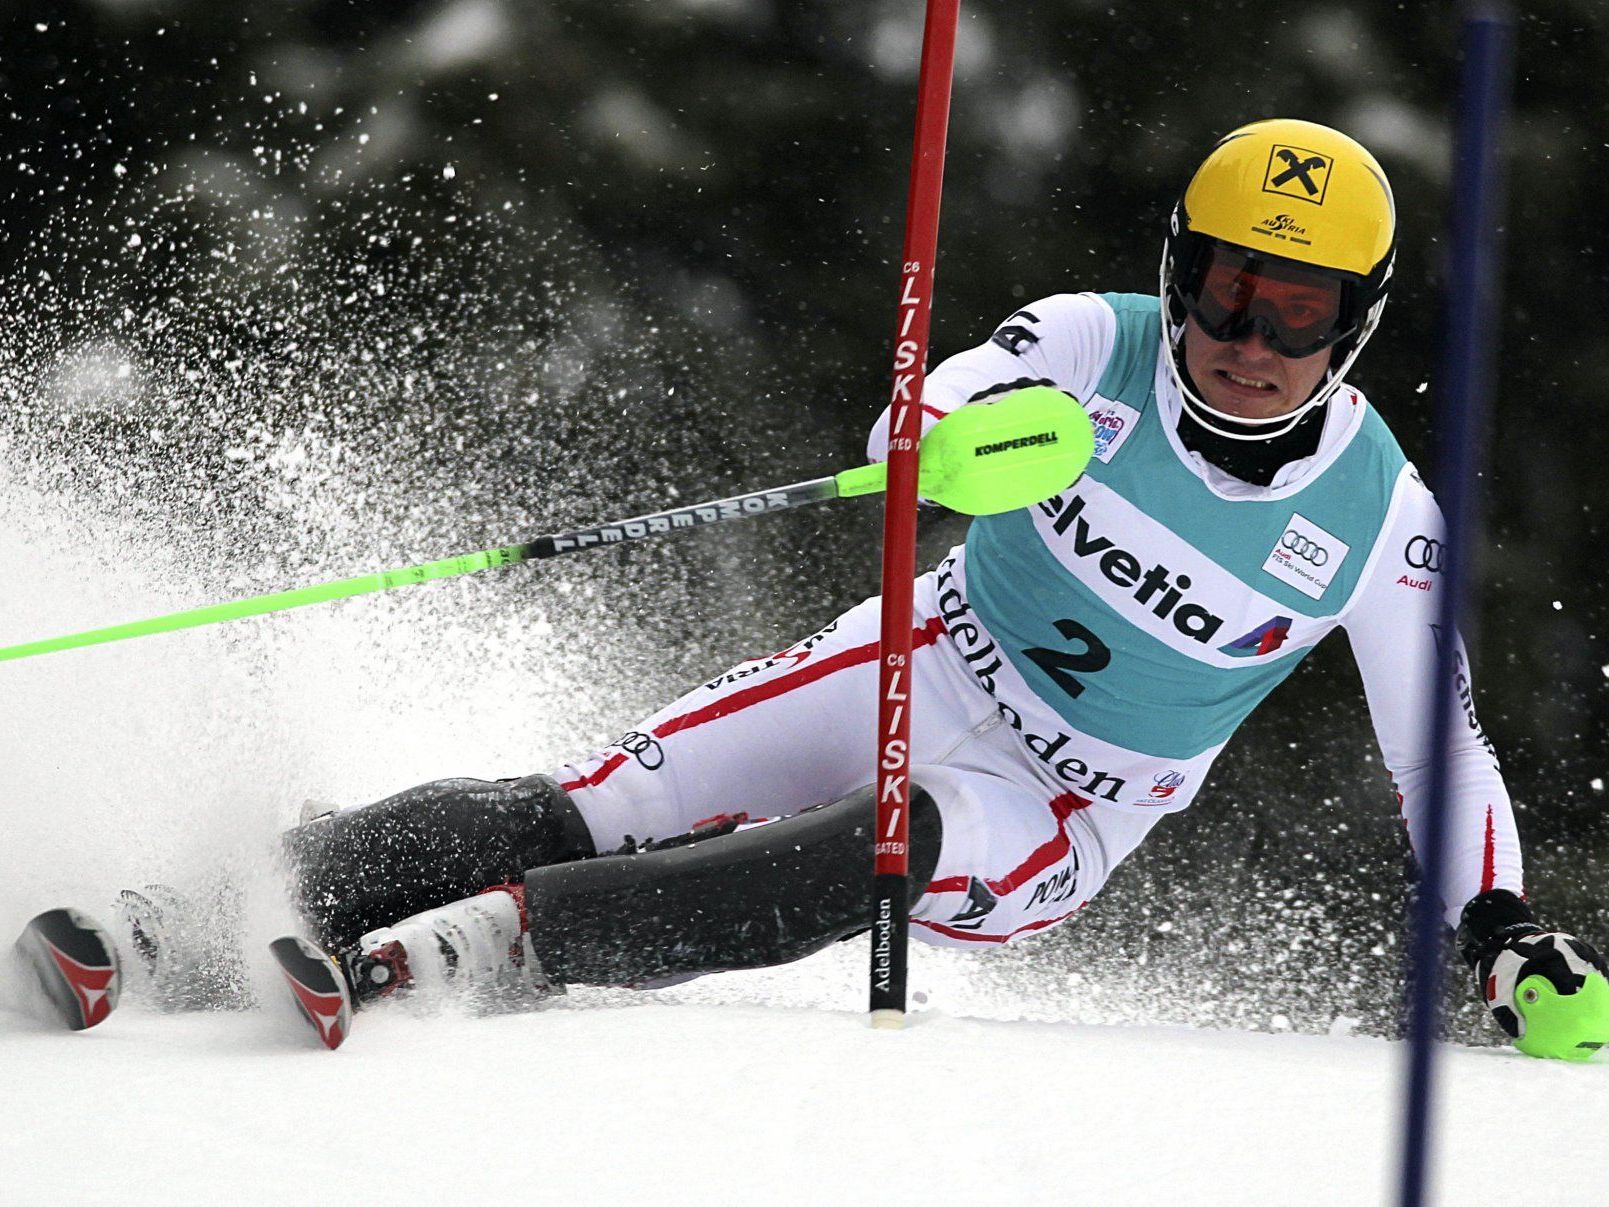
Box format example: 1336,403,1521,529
1280,530,1328,565
615,730,666,771
1405,535,1444,573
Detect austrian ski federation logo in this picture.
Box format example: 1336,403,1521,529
1084,397,1140,464
1262,513,1348,600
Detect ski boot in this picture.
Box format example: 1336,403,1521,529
271,885,551,1050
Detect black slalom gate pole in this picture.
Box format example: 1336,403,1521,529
1397,8,1515,1207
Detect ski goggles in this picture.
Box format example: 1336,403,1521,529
1177,242,1359,359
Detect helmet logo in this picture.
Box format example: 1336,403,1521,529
1256,213,1308,239
1263,145,1333,205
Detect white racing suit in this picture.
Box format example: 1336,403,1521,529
557,291,1521,945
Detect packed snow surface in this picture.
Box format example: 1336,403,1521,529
4,949,1606,1206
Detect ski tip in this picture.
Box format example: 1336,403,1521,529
14,908,122,1032
269,935,353,1051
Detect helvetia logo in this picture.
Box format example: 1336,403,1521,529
1037,492,1226,644
1221,615,1293,658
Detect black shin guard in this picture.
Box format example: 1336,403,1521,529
523,785,943,986
283,773,596,951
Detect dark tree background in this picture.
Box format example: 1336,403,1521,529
2,0,1604,1035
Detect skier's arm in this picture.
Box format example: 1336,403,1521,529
1346,467,1609,1057
867,291,1116,462
1340,466,1521,928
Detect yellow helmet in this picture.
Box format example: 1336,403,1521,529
1161,119,1397,439
1182,118,1394,276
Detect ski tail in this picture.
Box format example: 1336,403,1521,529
269,935,353,1051
13,908,122,1031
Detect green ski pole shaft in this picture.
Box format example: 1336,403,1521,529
0,477,843,663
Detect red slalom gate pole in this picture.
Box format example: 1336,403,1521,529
869,0,961,1029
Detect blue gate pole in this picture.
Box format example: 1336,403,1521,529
1397,8,1515,1207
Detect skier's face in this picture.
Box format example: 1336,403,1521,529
1182,315,1333,421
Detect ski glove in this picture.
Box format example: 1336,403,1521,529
1456,889,1609,1061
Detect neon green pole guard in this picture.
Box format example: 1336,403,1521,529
1513,971,1609,1062
835,385,1093,515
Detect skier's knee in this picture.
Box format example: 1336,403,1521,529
520,778,944,986
283,772,596,951
822,780,943,896
605,781,941,901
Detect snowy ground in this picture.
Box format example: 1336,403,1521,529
4,940,1607,1207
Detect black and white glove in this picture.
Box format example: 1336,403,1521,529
1456,889,1609,1051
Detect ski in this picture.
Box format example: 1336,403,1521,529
12,908,122,1031
269,935,353,1050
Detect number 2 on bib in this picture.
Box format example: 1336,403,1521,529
1023,618,1111,700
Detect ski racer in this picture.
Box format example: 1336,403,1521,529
187,119,1609,1053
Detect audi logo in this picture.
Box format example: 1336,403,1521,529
617,730,666,771
1405,535,1444,573
1280,530,1328,565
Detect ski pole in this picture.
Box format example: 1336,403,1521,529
0,386,1091,664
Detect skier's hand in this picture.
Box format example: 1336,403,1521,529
1457,889,1609,1061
